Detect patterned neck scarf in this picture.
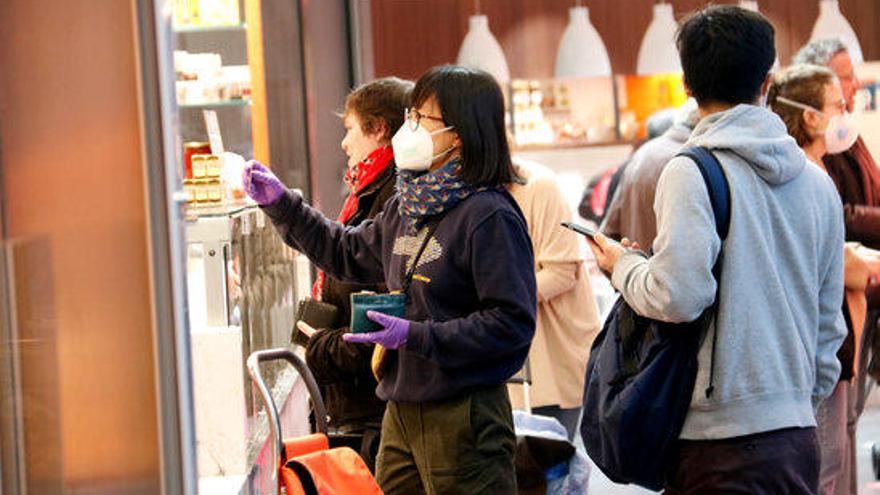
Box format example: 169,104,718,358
396,159,491,231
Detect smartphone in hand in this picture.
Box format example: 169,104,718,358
561,221,599,239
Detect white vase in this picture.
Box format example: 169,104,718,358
456,15,511,84
810,0,864,65
554,6,612,78
637,3,682,75
739,0,760,12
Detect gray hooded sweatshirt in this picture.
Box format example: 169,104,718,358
611,104,846,440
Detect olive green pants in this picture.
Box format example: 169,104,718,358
375,385,516,495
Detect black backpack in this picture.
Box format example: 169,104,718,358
580,147,731,491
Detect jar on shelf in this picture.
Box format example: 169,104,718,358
192,154,210,178
183,142,211,179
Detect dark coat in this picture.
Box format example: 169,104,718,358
304,164,395,430
823,138,880,381
823,138,880,250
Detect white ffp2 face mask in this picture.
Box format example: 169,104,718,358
823,112,859,154
775,96,859,154
391,119,455,172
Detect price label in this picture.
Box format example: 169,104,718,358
203,110,225,154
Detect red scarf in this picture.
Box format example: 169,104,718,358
312,145,394,300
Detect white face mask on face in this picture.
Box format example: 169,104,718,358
823,112,859,154
391,117,455,172
776,96,859,154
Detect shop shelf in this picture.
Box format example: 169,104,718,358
512,139,640,152
178,99,252,109
173,23,247,34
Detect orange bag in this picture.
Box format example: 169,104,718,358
280,439,382,495
284,433,330,459
247,349,384,495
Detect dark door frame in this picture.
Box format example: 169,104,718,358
133,0,199,493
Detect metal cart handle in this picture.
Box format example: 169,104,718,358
246,348,329,468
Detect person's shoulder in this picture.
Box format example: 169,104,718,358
528,169,562,194
513,158,554,179
511,158,558,189
803,162,843,205
799,165,845,237
453,188,526,230
463,187,518,212
657,154,706,185
520,167,564,200
375,194,402,228
822,150,860,183
454,191,532,256
630,133,687,177
374,172,397,201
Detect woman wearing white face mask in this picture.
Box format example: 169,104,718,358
769,64,880,495
770,68,858,162
243,65,535,494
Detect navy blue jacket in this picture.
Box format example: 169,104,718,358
262,188,536,402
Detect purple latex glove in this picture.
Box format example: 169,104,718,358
242,160,286,206
343,310,410,349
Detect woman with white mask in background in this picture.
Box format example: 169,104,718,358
243,65,536,494
769,63,880,495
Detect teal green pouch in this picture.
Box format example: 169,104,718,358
350,292,407,333
349,219,440,335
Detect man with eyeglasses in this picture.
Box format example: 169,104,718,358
794,39,880,251
794,38,880,495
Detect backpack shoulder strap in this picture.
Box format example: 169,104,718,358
674,146,730,399
676,147,731,241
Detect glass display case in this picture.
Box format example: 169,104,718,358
509,76,619,148
507,72,688,150
173,0,255,161
185,202,313,490
168,1,312,491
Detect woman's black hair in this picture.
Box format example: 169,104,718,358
410,65,517,186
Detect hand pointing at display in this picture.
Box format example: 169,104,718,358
243,160,286,206
343,311,411,349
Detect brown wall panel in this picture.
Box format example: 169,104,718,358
0,0,160,492
372,0,880,81
840,0,880,62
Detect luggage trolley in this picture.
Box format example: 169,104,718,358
247,348,383,495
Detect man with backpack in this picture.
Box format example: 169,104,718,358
588,6,846,493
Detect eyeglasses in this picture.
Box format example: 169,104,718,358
405,108,445,131
827,98,847,114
